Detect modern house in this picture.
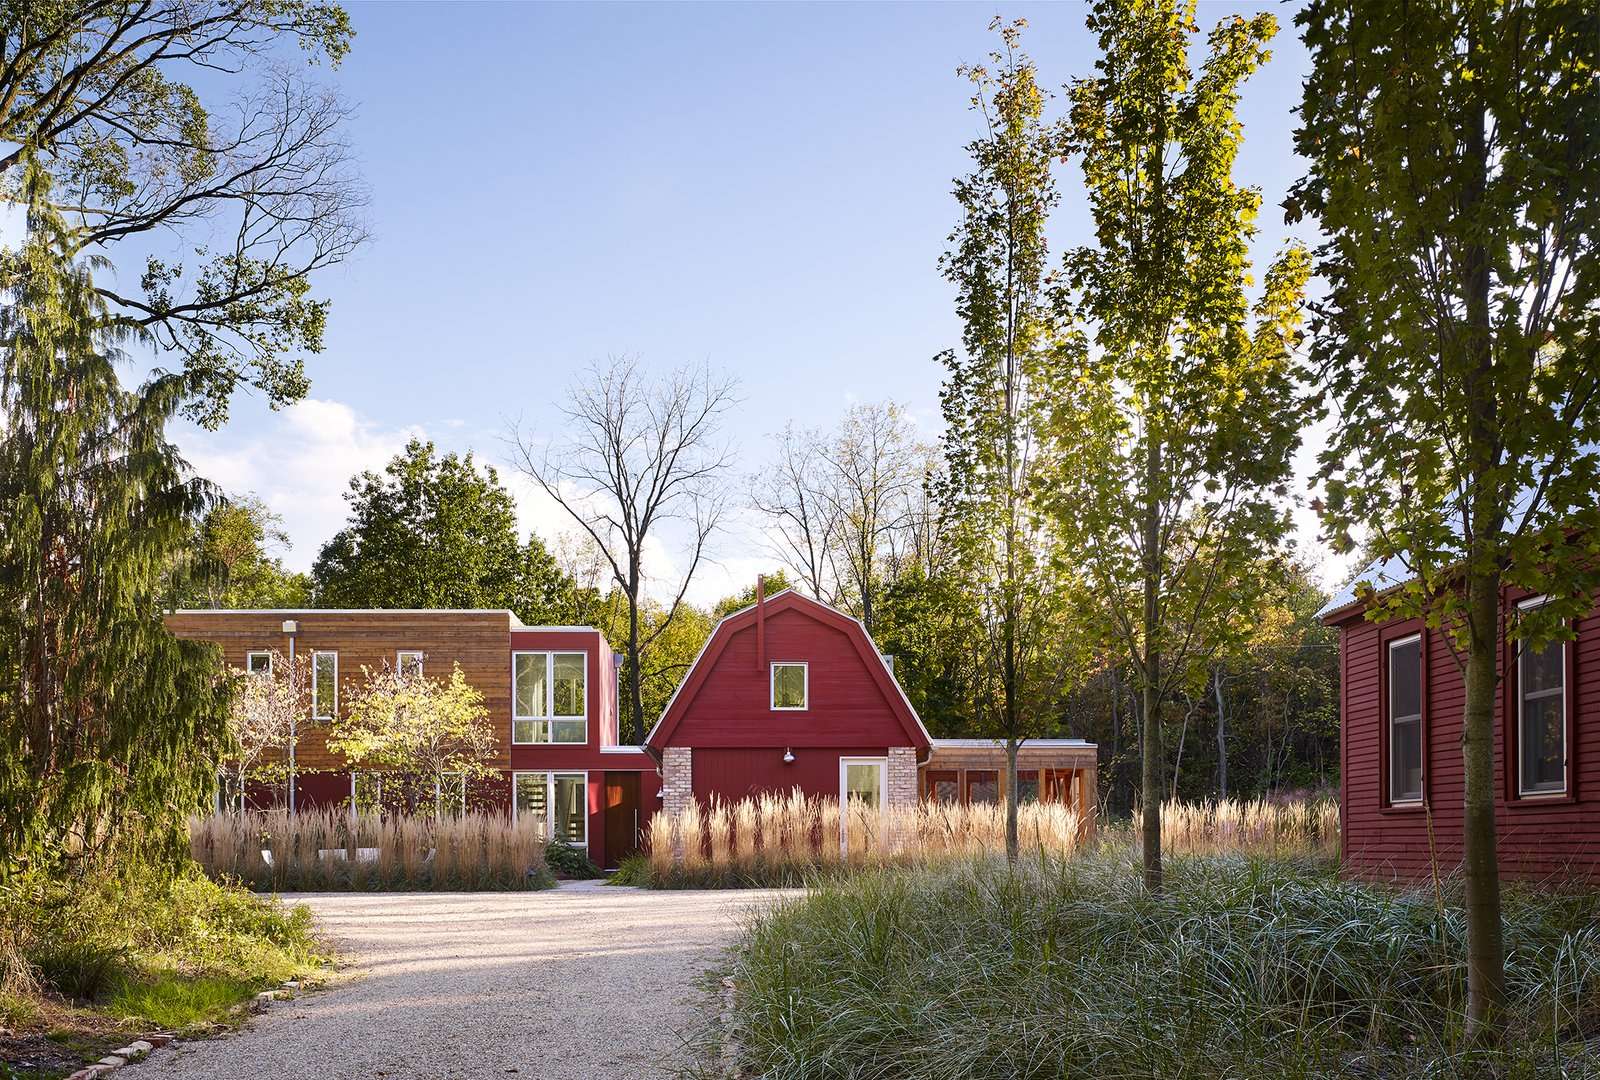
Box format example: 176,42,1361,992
169,586,1098,867
1321,564,1599,880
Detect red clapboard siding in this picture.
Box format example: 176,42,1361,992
1334,591,1600,882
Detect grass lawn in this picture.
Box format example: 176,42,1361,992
1,865,328,1079
725,853,1600,1079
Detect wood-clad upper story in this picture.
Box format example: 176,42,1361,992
165,609,526,769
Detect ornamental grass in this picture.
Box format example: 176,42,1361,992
727,853,1600,1079
189,809,555,891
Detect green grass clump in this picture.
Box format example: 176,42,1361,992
0,861,324,1035
729,853,1600,1079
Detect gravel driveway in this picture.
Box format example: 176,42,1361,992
139,882,792,1080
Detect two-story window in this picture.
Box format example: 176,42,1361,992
1386,634,1423,805
312,651,338,720
513,652,587,743
771,662,807,710
1517,597,1568,797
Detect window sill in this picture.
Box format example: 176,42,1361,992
1379,802,1427,815
1507,791,1576,809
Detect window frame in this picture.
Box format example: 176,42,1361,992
1515,595,1569,799
396,650,425,677
511,770,589,846
311,651,338,720
1385,632,1425,807
511,651,589,745
245,650,273,675
770,661,809,711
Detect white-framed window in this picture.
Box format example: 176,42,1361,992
312,651,338,720
246,650,273,675
838,756,886,855
512,652,586,744
512,771,587,845
1517,596,1568,797
771,662,808,710
1387,634,1423,805
397,650,425,677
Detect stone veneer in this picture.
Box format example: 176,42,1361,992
887,746,918,809
662,746,693,861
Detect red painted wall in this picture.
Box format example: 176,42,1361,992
668,608,911,749
1337,590,1600,881
692,746,892,804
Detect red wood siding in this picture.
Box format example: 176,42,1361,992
663,607,914,749
692,746,890,803
1338,594,1600,881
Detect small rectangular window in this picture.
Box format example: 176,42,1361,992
771,662,807,710
1387,635,1423,804
246,651,272,675
312,651,338,720
397,650,424,677
1518,598,1567,797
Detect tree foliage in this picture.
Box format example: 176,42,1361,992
0,1,367,427
0,162,231,876
312,439,574,625
327,660,498,818
220,648,309,809
1290,0,1600,1037
180,494,312,608
1044,0,1311,889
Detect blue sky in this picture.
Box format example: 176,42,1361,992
171,1,1342,605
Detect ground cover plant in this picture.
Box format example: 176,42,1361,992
726,853,1600,1079
189,810,557,891
0,862,325,1075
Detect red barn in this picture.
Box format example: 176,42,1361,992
1323,563,1600,881
644,587,1098,825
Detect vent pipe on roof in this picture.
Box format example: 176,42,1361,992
756,574,766,671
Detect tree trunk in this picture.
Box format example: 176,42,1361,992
626,571,645,745
1005,737,1020,861
1141,435,1163,891
1214,666,1228,800
1458,46,1505,1040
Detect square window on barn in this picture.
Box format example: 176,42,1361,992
771,662,807,710
1517,597,1567,797
1387,635,1423,804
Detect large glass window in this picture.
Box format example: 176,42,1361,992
312,651,338,719
513,771,587,845
1518,599,1567,796
512,652,586,744
1387,635,1423,804
771,662,807,710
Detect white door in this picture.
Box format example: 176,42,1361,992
839,757,886,856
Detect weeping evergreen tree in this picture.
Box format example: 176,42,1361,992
0,161,232,878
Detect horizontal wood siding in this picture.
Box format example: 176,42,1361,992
668,607,909,748
1339,595,1600,882
692,746,891,803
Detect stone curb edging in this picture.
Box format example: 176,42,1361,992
64,978,304,1080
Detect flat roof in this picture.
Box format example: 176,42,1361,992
169,608,529,627
929,738,1096,749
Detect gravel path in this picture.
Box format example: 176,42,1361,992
139,882,793,1080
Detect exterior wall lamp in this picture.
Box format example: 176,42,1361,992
783,747,795,764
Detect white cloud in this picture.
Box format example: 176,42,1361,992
175,398,426,574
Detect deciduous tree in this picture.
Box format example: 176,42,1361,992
0,2,367,426
183,495,312,608
511,357,737,742
1045,0,1311,890
1290,0,1600,1037
222,649,310,809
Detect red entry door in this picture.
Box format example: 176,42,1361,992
603,772,642,868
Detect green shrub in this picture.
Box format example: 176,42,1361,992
29,937,127,1001
544,842,602,880
104,970,258,1030
729,854,1600,1079
607,854,650,886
